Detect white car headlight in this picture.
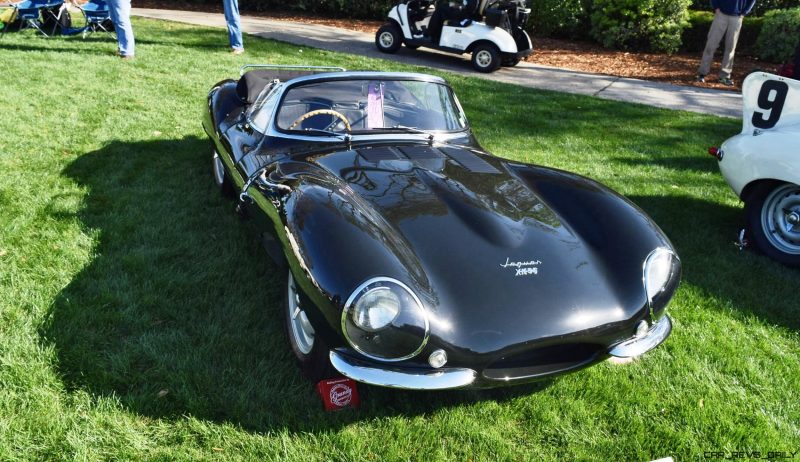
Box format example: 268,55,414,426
342,277,429,362
643,247,680,320
352,287,400,332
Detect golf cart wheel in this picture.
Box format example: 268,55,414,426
284,271,335,381
212,149,235,197
502,57,521,67
745,181,800,267
471,43,501,73
376,23,402,53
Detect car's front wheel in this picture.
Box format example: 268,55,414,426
745,181,800,267
376,23,402,54
284,271,334,381
212,149,234,197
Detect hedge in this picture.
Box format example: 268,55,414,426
680,10,763,54
590,0,692,53
755,7,800,62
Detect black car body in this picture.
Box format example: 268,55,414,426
202,65,681,389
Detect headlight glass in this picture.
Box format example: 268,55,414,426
342,278,429,362
353,287,400,332
643,247,681,320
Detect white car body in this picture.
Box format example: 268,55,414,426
718,72,800,198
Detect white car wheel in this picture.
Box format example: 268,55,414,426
746,182,800,267
761,183,800,255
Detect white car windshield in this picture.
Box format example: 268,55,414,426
274,79,468,133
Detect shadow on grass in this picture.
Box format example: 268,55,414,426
44,136,550,434
629,194,800,332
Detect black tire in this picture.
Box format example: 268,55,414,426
502,57,521,67
284,271,335,382
376,23,402,54
744,181,800,267
471,43,501,73
212,150,235,198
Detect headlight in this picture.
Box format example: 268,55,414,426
342,278,429,362
352,287,400,332
642,247,681,320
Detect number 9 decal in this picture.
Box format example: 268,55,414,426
752,80,789,129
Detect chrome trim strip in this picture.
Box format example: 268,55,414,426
329,350,477,390
340,277,430,362
608,315,672,358
240,63,346,76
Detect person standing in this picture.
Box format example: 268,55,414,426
223,0,244,54
696,0,756,86
108,0,135,59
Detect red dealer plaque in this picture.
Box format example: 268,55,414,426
317,377,360,411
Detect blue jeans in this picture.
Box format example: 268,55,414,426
222,0,243,50
108,0,135,56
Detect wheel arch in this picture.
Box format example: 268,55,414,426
466,39,500,54
740,178,794,202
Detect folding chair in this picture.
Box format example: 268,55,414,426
74,0,112,38
1,0,64,37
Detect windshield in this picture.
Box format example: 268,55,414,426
274,79,468,133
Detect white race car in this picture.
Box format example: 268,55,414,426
711,72,800,267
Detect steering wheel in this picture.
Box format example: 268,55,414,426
288,109,352,132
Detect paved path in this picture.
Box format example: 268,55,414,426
132,8,742,119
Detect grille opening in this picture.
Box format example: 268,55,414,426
483,343,603,380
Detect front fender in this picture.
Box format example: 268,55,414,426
277,168,432,339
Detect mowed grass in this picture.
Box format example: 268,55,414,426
0,17,798,461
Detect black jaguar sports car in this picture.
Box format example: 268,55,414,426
202,65,681,390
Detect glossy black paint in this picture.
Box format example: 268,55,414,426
202,74,680,387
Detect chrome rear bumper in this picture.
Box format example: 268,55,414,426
329,350,477,390
608,315,672,358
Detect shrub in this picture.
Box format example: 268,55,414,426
529,0,592,38
755,7,800,62
680,10,763,54
590,0,692,53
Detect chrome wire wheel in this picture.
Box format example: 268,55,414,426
287,272,315,355
761,183,800,255
212,150,225,187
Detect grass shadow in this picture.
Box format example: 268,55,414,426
44,136,551,433
628,193,799,332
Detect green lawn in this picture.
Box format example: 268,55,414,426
0,17,798,461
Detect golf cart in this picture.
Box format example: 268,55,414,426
375,0,532,73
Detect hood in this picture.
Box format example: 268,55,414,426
299,143,671,355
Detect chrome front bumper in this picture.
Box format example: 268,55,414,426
608,315,672,358
329,350,477,390
330,315,672,390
